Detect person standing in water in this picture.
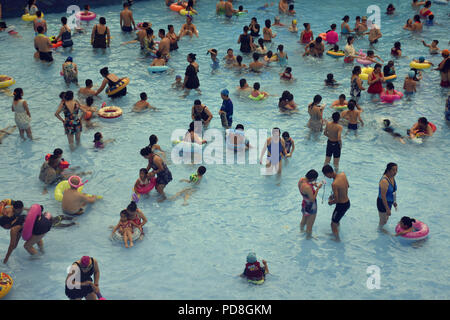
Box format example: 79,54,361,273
377,162,398,230
323,112,343,172
322,165,350,242
120,2,136,32
140,146,173,202
298,169,323,238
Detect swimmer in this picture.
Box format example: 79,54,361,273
126,201,146,239
412,56,433,66
422,40,440,55
382,119,406,144
258,2,274,10
80,96,99,129
0,22,21,38
224,0,237,18
276,44,288,65
403,19,413,31
289,19,298,33
255,38,267,55
355,16,368,34
303,42,315,57
278,91,297,111
350,66,365,102
341,15,353,34
365,24,382,45
157,29,171,60
250,82,269,99
237,79,251,93
408,117,434,138
419,1,432,18
341,100,364,133
332,94,348,110
207,48,220,70
259,127,286,175
237,26,255,54
412,0,426,8
326,24,339,45
324,73,339,87
324,112,343,172
223,48,237,65
178,15,198,39
169,166,206,206
227,124,251,151
383,61,396,77
61,176,99,216
249,53,265,72
191,99,213,127
148,134,166,159
411,15,423,32
282,131,295,157
237,5,248,14
111,210,138,248
311,37,325,56
365,50,384,64
288,4,296,15
133,92,156,112
299,23,313,44
0,125,16,144
93,132,114,149
263,19,276,42
172,75,184,90
307,95,325,133
425,15,435,26
273,16,285,27
184,121,206,145
386,4,395,15
150,51,166,67
240,253,269,282
395,217,416,237
233,55,247,70
61,57,78,86
216,0,226,14
78,79,97,98
298,170,323,238
279,0,288,13
264,51,276,63
33,11,47,35
280,67,294,81
391,42,402,57
133,168,153,199
410,68,423,82
120,2,136,32
34,26,53,62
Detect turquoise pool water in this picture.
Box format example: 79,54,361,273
1,0,449,299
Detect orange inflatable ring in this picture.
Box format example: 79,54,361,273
319,33,327,41
170,3,184,12
98,106,123,119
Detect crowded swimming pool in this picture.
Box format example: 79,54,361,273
0,0,449,299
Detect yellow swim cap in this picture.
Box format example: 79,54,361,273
293,19,297,24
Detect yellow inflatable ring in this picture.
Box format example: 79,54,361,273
326,50,345,58
359,67,374,81
331,104,348,110
248,93,266,101
106,77,129,96
248,278,265,285
22,12,44,21
0,75,15,89
54,180,83,202
269,55,278,62
409,61,431,69
179,9,197,16
0,273,13,299
98,106,123,119
384,74,397,82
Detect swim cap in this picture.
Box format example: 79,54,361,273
442,49,450,56
293,19,297,24
221,89,229,96
66,56,73,62
408,71,416,78
418,56,425,63
247,252,257,263
81,256,90,267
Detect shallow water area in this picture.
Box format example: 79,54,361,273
0,0,450,299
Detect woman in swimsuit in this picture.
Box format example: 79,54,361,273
436,49,450,88
1,199,25,264
61,57,78,86
55,91,82,150
191,99,213,127
341,15,353,34
377,162,398,229
300,23,313,44
91,17,110,49
262,19,276,43
367,64,384,99
259,128,286,175
141,146,173,202
307,95,325,133
298,170,323,237
350,66,365,102
56,17,73,49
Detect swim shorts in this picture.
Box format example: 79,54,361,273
326,140,341,158
122,26,133,32
39,51,53,62
348,123,358,130
376,197,393,213
331,201,350,224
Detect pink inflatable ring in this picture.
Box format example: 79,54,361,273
22,204,41,241
76,11,97,21
380,89,403,103
134,177,156,195
395,220,429,241
356,50,373,66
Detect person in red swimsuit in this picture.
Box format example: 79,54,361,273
300,23,313,44
367,64,384,98
126,201,146,238
419,1,432,18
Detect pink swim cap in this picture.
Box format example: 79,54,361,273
81,256,91,267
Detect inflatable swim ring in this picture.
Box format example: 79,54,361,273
248,93,266,101
179,9,197,16
384,74,397,82
0,273,13,299
148,66,169,73
326,50,345,58
331,104,348,110
248,278,265,285
380,89,403,103
112,228,142,242
395,220,429,241
22,13,44,22
106,77,129,97
235,11,247,16
170,3,184,12
134,177,157,195
75,11,96,21
55,180,83,202
359,67,374,81
49,36,62,49
409,61,432,69
22,204,41,241
98,106,123,120
414,122,436,138
319,33,327,41
356,50,373,66
0,75,15,89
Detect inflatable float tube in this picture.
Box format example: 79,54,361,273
414,122,437,138
134,177,157,195
248,93,266,101
179,9,197,16
248,278,265,285
98,106,122,120
55,180,83,202
235,11,247,16
170,3,184,12
22,13,44,21
326,50,345,58
0,76,15,89
359,67,374,81
331,104,347,110
0,273,13,299
148,66,169,73
434,0,448,4
380,89,403,103
22,204,41,241
45,154,69,169
106,78,129,97
76,11,96,21
384,74,397,82
409,61,432,69
112,228,142,242
395,220,429,241
49,36,62,49
319,33,327,41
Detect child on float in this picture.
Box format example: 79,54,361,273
240,252,269,282
133,168,155,198
386,4,395,15
169,166,206,206
395,217,416,236
365,50,384,64
133,92,156,112
111,210,138,248
126,201,146,239
332,94,348,109
93,132,115,149
250,82,269,99
280,67,294,81
79,79,97,98
81,96,100,129
383,61,396,77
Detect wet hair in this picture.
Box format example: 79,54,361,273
139,168,148,175
149,134,158,147
227,48,233,53
330,24,336,30
424,0,431,7
64,91,74,100
239,5,243,11
84,5,90,10
265,19,271,28
159,29,165,36
243,26,249,33
188,53,196,61
400,216,416,228
374,63,382,70
327,73,334,81
36,10,42,17
303,23,310,29
258,38,264,47
383,119,391,127
367,50,374,56
140,92,147,100
332,112,340,123
236,124,244,130
384,162,397,174
306,169,319,181
418,117,428,125
13,88,24,101
339,94,346,100
100,67,109,77
432,40,439,44
277,44,284,52
347,36,354,44
120,210,128,218
266,51,273,58
12,200,24,210
284,67,292,73
193,99,201,106
342,15,350,22
253,82,260,90
428,15,434,21
53,148,63,156
236,55,243,65
386,82,394,90
36,26,44,33
86,96,94,106
93,132,102,142
167,24,173,30
387,4,394,10
59,91,66,100
315,37,322,44
61,17,68,24
348,100,356,110
85,79,93,87
322,164,334,175
352,66,361,75
188,121,195,132
313,95,322,104
333,45,339,51
289,4,294,10
127,201,137,212
356,16,361,21
198,166,206,175
48,155,60,167
146,28,154,36
253,52,260,61
239,78,247,88
155,50,162,58
413,15,420,22
394,42,401,49
99,17,106,25
140,146,152,156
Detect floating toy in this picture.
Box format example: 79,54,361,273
98,106,123,120
22,204,41,241
409,61,432,69
0,273,13,299
248,93,266,101
326,50,345,58
148,66,169,73
0,76,15,89
395,220,429,241
112,228,142,242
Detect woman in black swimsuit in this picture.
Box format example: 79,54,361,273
191,99,213,127
183,53,201,96
140,146,173,202
91,17,110,49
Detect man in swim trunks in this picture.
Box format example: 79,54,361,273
322,165,350,242
340,100,363,132
158,29,171,60
34,26,53,62
224,0,237,18
61,176,98,215
324,112,343,173
120,2,136,32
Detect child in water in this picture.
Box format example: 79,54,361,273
240,252,269,283
207,48,219,70
250,82,269,99
111,210,139,248
422,40,440,55
133,92,156,112
93,132,115,149
403,71,417,95
289,19,298,33
150,51,166,67
282,131,295,157
280,67,294,81
324,73,339,87
81,96,99,129
386,4,395,15
133,168,155,199
172,75,183,90
395,216,416,236
169,166,206,205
